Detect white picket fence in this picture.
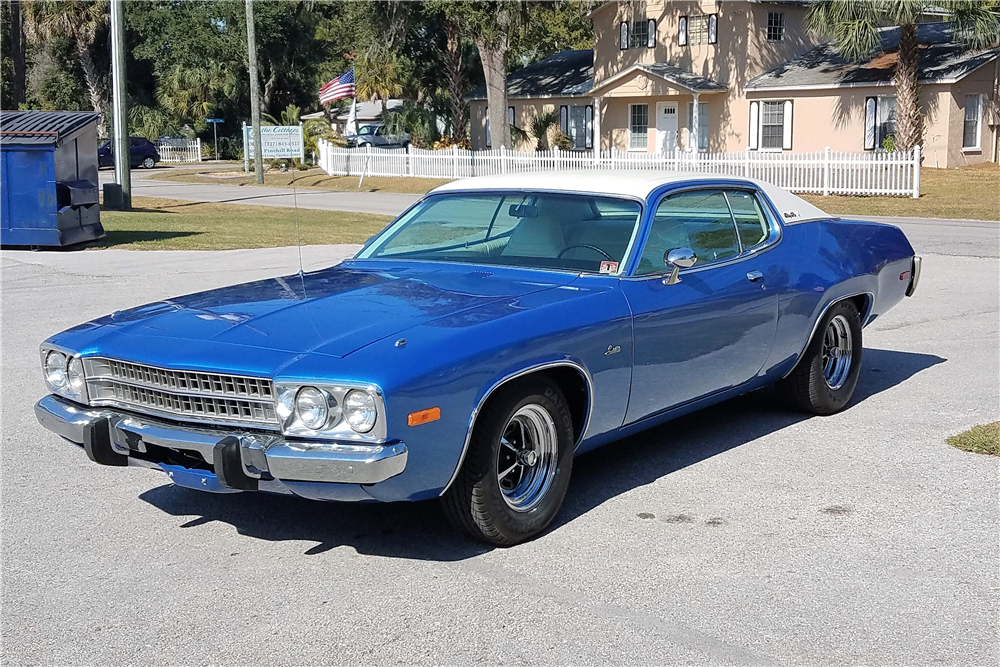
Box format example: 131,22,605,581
156,138,202,163
317,140,921,197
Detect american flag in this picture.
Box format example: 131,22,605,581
319,68,355,104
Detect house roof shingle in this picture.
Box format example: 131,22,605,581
748,22,1000,90
465,50,594,101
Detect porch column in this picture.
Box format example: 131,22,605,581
593,96,602,164
691,92,700,153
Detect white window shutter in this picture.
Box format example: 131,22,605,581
585,105,594,148
748,101,759,150
864,97,877,150
620,22,628,50
679,17,688,46
560,106,568,134
782,100,793,150
508,106,515,127
709,14,718,44
647,20,656,48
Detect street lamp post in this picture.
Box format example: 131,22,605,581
245,0,264,185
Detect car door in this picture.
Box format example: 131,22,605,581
619,187,780,423
373,126,389,147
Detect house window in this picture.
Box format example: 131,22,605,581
630,103,648,150
964,94,982,149
687,101,709,151
767,12,785,41
561,105,594,150
864,96,898,150
687,15,710,45
621,20,655,49
760,101,785,149
876,96,896,148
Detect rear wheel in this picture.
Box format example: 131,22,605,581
778,300,863,415
141,156,155,169
442,379,574,546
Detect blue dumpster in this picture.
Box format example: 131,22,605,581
1,110,105,246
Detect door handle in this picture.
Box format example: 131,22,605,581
747,270,764,282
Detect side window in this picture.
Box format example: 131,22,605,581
636,190,739,276
725,190,770,250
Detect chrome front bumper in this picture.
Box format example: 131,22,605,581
35,395,407,490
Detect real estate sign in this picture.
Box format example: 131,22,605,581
242,123,305,163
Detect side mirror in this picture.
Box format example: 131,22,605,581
361,235,378,249
663,247,697,285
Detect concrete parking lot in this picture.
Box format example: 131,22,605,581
2,219,997,665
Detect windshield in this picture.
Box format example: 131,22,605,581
356,125,377,135
358,192,643,274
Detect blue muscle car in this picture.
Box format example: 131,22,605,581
35,172,921,545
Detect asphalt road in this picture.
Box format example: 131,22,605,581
99,168,421,217
2,222,997,664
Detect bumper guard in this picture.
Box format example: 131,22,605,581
35,395,407,490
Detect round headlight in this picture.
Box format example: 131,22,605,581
344,389,377,433
45,351,68,390
67,357,85,394
295,386,329,430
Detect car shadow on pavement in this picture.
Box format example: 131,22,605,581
138,348,945,560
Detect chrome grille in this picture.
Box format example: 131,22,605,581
83,357,278,428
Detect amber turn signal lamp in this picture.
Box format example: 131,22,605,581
407,407,441,427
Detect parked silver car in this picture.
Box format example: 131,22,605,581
345,124,410,148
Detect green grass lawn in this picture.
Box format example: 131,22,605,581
156,162,999,221
946,422,1000,456
93,197,393,250
801,163,999,221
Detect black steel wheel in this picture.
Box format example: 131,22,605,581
442,378,574,546
778,300,863,415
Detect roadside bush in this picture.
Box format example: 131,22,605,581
432,135,472,150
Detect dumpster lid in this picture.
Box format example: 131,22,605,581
0,110,101,147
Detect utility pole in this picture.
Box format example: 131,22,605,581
245,0,264,185
110,0,131,209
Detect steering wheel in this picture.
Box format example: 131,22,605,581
557,244,614,261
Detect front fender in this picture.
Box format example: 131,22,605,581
326,277,634,502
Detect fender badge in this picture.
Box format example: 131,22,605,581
605,345,621,356
599,261,619,274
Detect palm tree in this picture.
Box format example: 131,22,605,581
807,0,1000,151
529,111,559,151
356,50,404,118
23,0,109,129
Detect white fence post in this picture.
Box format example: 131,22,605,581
500,145,508,175
452,145,459,179
611,147,617,170
912,145,921,198
553,145,560,170
196,138,202,162
744,146,750,178
406,143,412,177
823,146,831,196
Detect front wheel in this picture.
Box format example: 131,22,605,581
442,379,574,546
777,300,863,415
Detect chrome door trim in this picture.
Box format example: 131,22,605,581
439,359,594,496
781,291,874,380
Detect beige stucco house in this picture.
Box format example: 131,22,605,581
467,1,1000,168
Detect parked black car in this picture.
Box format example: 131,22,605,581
98,137,160,169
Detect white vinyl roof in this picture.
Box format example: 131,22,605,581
431,170,834,223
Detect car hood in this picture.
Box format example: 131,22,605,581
63,262,577,361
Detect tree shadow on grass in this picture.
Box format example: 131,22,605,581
138,348,945,561
87,230,203,248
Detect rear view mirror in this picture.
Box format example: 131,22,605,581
508,204,537,219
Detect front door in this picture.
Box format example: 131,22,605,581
619,188,779,423
656,102,678,153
